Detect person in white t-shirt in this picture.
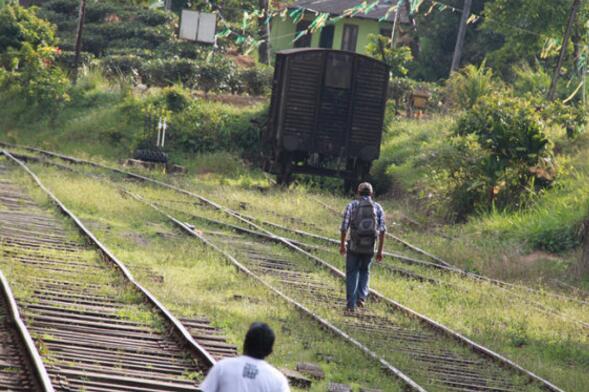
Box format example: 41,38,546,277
200,322,290,392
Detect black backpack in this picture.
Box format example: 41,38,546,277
348,199,377,256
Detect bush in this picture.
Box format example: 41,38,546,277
512,62,551,97
142,57,198,86
388,77,444,115
56,50,94,72
0,5,69,109
365,34,413,77
238,64,273,96
168,100,263,154
195,56,237,94
162,86,190,112
0,4,57,54
445,62,496,110
101,54,143,77
448,94,554,219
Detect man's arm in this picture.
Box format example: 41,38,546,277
375,231,385,262
339,203,352,256
375,203,386,262
339,231,347,256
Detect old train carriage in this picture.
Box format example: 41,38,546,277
262,48,389,188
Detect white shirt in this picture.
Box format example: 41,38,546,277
200,356,290,392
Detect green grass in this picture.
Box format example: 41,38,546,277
15,165,405,391
17,162,588,391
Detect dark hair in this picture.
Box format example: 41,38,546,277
359,189,371,196
243,322,275,359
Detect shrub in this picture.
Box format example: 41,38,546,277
142,57,198,86
365,34,413,77
448,94,554,218
0,4,57,54
195,56,237,94
56,50,94,72
162,86,190,112
238,64,273,96
512,62,551,97
168,100,263,154
101,54,143,77
0,5,69,109
388,77,444,115
446,62,496,110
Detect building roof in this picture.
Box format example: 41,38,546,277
289,0,409,23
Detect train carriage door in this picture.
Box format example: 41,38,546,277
315,52,354,156
348,56,389,162
280,51,324,153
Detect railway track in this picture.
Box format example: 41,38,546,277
0,155,219,391
134,193,563,392
0,268,52,392
3,141,585,310
0,144,577,391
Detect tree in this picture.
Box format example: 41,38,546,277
0,3,56,55
366,34,413,77
0,4,69,108
481,0,576,78
409,0,492,81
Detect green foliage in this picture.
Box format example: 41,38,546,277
366,34,413,78
388,77,444,115
170,100,263,154
448,94,554,218
0,3,56,54
237,64,273,96
445,62,496,109
0,5,69,108
540,100,587,139
38,0,180,56
101,54,144,77
195,56,237,94
410,0,494,81
512,62,551,97
142,57,199,87
481,0,573,77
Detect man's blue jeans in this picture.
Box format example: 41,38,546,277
345,251,373,309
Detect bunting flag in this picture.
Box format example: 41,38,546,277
467,14,480,24
289,8,305,24
308,13,330,33
293,29,308,43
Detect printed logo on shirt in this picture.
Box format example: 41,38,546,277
242,363,259,380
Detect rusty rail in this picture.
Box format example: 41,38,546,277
0,270,54,392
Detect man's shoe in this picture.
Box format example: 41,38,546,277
356,298,365,308
344,307,355,316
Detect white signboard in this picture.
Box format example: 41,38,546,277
180,10,217,44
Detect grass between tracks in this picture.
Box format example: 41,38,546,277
14,161,589,391
10,164,405,392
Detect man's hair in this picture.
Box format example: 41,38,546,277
357,182,373,196
243,322,275,359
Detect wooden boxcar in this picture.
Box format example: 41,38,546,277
262,48,389,188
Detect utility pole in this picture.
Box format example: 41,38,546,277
390,0,402,48
548,0,582,101
450,0,472,74
72,0,87,84
257,0,270,64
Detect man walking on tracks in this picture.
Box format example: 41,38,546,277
200,322,290,392
340,182,386,314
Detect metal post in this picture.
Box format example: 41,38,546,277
390,0,401,48
161,119,167,148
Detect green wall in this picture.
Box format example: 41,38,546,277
270,15,393,56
